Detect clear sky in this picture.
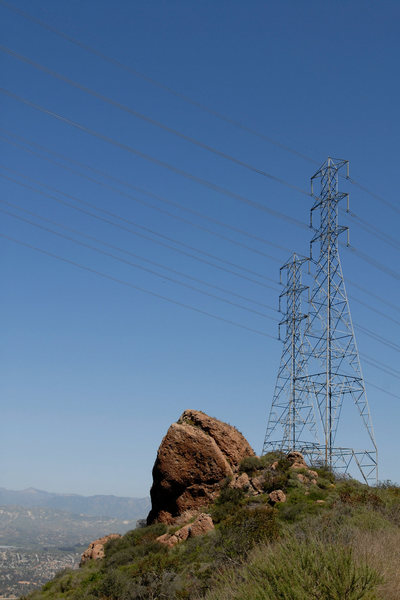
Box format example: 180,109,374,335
0,0,399,497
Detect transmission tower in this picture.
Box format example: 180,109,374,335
263,253,319,455
264,158,378,485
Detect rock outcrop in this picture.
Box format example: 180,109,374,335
156,513,214,548
80,534,121,565
147,409,254,524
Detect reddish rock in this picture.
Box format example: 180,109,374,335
80,534,121,565
147,410,254,523
250,475,265,493
231,472,250,491
269,489,286,504
156,513,214,548
287,451,307,469
189,513,214,538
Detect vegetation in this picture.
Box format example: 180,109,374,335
22,462,400,600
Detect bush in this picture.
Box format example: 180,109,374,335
205,539,381,600
211,486,245,523
217,506,279,559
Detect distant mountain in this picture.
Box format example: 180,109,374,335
0,487,150,520
0,504,137,548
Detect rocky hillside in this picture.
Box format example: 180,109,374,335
22,410,400,600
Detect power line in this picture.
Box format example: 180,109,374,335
348,294,400,327
0,205,279,321
1,1,396,219
0,171,279,291
0,88,309,229
0,0,318,166
355,323,400,353
365,380,400,401
347,176,400,217
341,207,400,253
0,44,309,196
0,231,278,340
361,354,400,380
0,134,286,264
0,128,292,255
342,242,400,283
0,197,278,312
346,278,400,315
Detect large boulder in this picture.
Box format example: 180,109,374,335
147,409,254,523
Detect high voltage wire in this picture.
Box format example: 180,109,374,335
0,134,286,264
2,133,399,323
3,89,399,288
344,243,400,283
0,44,309,196
0,225,398,398
1,0,398,218
361,355,400,381
2,171,399,358
0,205,279,322
0,0,318,166
2,164,398,333
0,171,279,291
346,278,400,315
355,323,400,354
3,44,399,248
0,129,292,255
0,88,308,230
0,197,278,313
0,231,278,340
364,381,400,401
348,294,400,327
341,207,400,253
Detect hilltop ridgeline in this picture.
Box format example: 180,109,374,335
22,410,400,600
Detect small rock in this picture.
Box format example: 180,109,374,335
315,500,325,504
80,534,121,565
232,472,250,490
250,475,264,493
189,513,214,538
287,451,307,467
269,490,286,504
308,470,318,479
156,513,214,548
270,461,279,471
297,473,308,484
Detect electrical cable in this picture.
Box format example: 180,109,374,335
0,171,279,291
0,88,309,230
0,128,292,255
0,134,285,264
354,323,400,353
0,44,309,196
0,231,278,340
0,205,280,321
0,0,318,166
1,2,396,219
0,196,278,312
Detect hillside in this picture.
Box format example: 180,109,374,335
21,410,400,600
0,488,150,521
22,456,400,600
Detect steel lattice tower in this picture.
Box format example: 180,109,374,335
263,253,319,455
264,158,378,484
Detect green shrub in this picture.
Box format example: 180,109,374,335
217,505,279,559
206,539,381,600
211,486,245,523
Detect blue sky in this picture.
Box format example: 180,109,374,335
0,0,399,497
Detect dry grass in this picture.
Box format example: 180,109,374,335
351,528,400,600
